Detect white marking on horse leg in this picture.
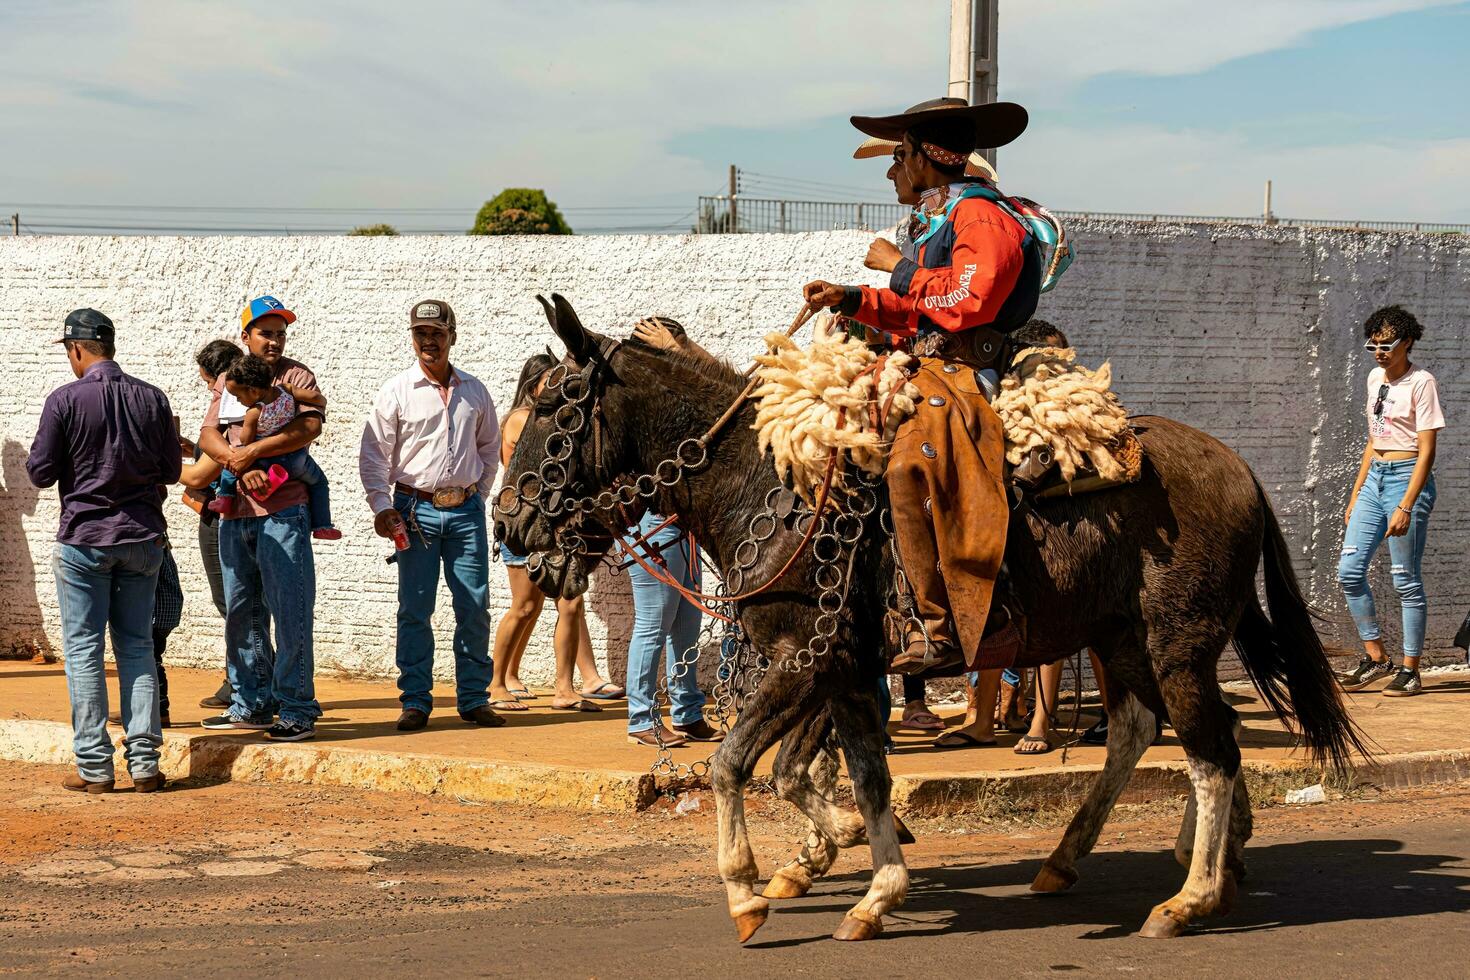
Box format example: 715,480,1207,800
846,783,909,928
713,758,767,932
1036,695,1153,886
1147,757,1234,932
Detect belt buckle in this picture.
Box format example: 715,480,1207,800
431,487,467,509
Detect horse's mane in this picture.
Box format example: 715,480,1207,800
618,336,746,409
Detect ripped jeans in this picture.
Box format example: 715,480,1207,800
1338,460,1436,659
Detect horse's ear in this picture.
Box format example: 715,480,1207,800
539,293,592,364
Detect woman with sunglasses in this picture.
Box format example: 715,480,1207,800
1338,305,1445,697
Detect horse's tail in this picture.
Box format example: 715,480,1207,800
1233,478,1373,774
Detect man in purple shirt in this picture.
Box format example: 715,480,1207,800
27,309,182,794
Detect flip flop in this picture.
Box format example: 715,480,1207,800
550,699,602,713
1014,734,1054,755
581,682,626,700
931,730,997,750
508,688,537,701
488,698,528,712
899,709,946,732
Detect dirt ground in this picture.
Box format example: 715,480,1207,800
2,760,1468,978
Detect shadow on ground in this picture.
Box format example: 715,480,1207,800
748,836,1470,948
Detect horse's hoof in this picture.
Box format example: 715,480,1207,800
1139,908,1187,939
734,903,770,943
1030,863,1079,893
762,868,811,900
832,913,883,941
893,812,916,845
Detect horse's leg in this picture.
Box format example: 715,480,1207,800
765,710,862,900
1225,770,1253,888
1177,717,1250,879
1139,666,1242,938
827,689,908,941
711,665,817,943
1031,683,1155,893
1173,789,1198,869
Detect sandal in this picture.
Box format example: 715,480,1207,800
550,699,602,712
899,708,946,732
581,682,626,700
1014,734,1054,755
488,698,528,712
508,688,536,701
931,730,997,750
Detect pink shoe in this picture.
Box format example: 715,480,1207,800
312,527,343,541
207,497,234,515
247,464,291,503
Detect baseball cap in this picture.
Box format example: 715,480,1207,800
240,295,297,332
409,299,456,330
54,308,115,345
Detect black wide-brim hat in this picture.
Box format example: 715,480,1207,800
850,97,1028,149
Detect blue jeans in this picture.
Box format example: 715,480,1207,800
221,504,320,726
1338,461,1436,659
53,539,165,781
214,449,333,531
625,513,706,734
392,492,492,715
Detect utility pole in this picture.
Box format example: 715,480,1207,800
948,0,1000,166
728,164,738,234
1263,180,1276,225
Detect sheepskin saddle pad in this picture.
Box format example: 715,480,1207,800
995,346,1143,498
752,319,920,505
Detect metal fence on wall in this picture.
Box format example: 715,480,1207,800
694,195,1470,236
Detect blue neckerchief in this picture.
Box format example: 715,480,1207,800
909,181,998,247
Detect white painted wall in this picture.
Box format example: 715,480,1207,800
1,225,1466,688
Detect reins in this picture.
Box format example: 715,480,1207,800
602,301,835,619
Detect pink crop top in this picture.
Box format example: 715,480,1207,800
1367,366,1445,452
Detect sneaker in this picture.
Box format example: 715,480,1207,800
201,713,274,731
1080,716,1109,746
1340,657,1396,692
265,721,316,742
1382,667,1423,697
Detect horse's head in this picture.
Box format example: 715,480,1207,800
494,294,631,599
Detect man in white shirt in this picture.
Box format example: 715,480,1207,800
359,300,504,732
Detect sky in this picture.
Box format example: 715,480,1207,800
2,0,1467,234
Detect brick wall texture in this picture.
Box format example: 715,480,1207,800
1,224,1465,688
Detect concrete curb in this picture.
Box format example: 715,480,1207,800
890,749,1470,820
0,720,657,811
3,718,1466,815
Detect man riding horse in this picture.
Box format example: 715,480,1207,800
803,98,1039,677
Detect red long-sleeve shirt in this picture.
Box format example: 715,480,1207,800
852,197,1027,337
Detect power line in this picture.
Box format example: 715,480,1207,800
739,169,884,196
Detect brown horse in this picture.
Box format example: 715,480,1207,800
495,295,1366,943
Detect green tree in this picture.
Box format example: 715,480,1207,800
469,189,573,235
348,223,400,236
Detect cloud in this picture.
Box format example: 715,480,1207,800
1008,123,1470,223
1003,0,1462,97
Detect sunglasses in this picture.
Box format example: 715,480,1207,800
1373,383,1390,418
1363,337,1403,355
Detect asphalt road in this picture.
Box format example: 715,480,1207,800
2,761,1467,978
